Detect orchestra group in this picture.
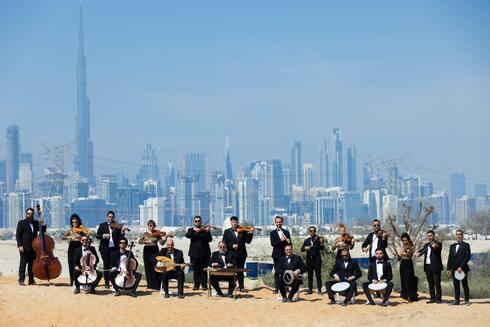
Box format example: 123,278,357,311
15,207,472,306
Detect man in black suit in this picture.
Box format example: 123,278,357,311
151,238,185,299
362,248,394,306
222,216,253,292
447,230,471,305
109,237,141,297
270,215,291,294
15,207,45,286
96,211,128,288
276,244,306,302
326,248,362,305
416,230,443,303
208,241,237,297
185,215,212,291
73,235,102,294
361,219,388,262
301,225,324,294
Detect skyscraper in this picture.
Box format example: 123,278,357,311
347,144,357,192
225,137,233,181
6,125,20,193
475,184,487,197
332,128,343,188
74,5,94,185
319,141,329,188
181,153,207,192
290,141,302,186
451,173,466,200
303,163,314,199
137,144,161,190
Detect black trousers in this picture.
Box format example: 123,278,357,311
306,263,322,292
326,280,357,301
425,265,442,301
276,275,301,299
100,247,118,286
235,256,247,288
19,251,36,283
362,281,393,303
160,270,185,295
67,241,81,286
74,270,102,291
210,275,235,295
452,273,469,302
400,259,418,301
110,270,142,292
190,256,209,287
273,257,280,290
143,246,160,290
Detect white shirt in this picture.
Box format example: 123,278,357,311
108,226,115,248
456,242,461,253
277,229,285,240
344,261,349,269
234,230,238,238
221,254,227,267
370,234,379,257
29,222,34,232
286,256,291,264
376,262,384,280
169,253,174,261
426,245,432,264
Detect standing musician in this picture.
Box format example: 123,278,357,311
301,225,324,294
326,248,362,306
96,211,128,288
185,215,212,291
416,230,442,304
362,248,394,306
73,235,102,294
222,216,253,292
362,219,389,262
331,223,355,259
208,241,237,297
151,239,185,299
63,214,94,287
109,237,141,297
276,244,306,303
138,219,167,290
447,230,471,306
15,207,46,286
397,233,418,302
270,215,291,294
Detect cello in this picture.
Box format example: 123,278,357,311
77,238,98,286
114,241,137,289
32,203,62,281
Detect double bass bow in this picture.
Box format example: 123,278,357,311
32,203,62,281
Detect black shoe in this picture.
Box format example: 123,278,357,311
202,286,208,291
318,290,322,295
340,301,347,306
282,297,287,302
105,283,110,289
193,285,200,291
114,290,121,296
287,298,296,303
227,294,234,298
464,301,470,306
451,300,460,305
28,281,36,286
381,301,388,307
306,289,313,294
130,291,137,298
89,289,96,294
73,288,80,294
217,292,224,297
427,299,436,304
163,293,170,298
436,300,442,304
239,288,247,293
329,300,336,305
18,281,25,286
178,294,184,299
367,301,375,305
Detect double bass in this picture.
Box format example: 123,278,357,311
77,238,98,285
114,241,137,289
32,204,62,281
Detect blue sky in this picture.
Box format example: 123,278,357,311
0,0,489,191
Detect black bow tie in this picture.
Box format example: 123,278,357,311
343,260,349,263
377,261,383,264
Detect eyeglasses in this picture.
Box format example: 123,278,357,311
373,224,380,227
194,220,201,223
119,242,127,245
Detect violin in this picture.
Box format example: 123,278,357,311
236,225,262,233
194,224,215,232
151,230,173,238
341,233,355,244
114,241,137,289
72,225,93,235
77,238,98,285
32,203,62,281
109,221,130,232
377,229,388,239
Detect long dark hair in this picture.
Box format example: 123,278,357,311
70,213,82,227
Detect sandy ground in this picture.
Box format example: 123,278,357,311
1,276,489,327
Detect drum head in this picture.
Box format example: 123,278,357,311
283,270,294,286
454,271,466,281
331,282,350,292
368,282,387,291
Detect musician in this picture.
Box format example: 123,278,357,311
300,225,324,294
73,235,102,294
326,248,362,305
270,215,291,294
151,239,185,299
362,248,393,306
416,230,442,303
138,219,167,290
185,215,212,291
96,211,128,288
361,219,388,262
331,223,355,259
397,233,418,302
15,207,45,286
110,237,141,297
208,241,237,297
447,230,471,305
63,214,94,287
222,216,253,292
276,244,306,302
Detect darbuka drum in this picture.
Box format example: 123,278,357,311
454,271,466,281
368,282,387,293
331,282,350,293
283,270,294,286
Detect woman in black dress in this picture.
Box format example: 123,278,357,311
398,233,419,302
138,219,167,290
63,214,93,287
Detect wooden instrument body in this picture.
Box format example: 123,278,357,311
77,252,98,285
115,255,137,289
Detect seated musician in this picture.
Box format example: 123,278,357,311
277,244,306,302
325,248,362,305
109,237,142,297
150,238,185,299
73,235,102,294
208,241,237,298
362,248,394,306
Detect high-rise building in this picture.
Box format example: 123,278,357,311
400,176,421,198
181,153,207,192
137,144,160,192
332,128,343,188
99,174,118,204
303,163,314,199
282,166,291,197
319,141,329,188
0,160,6,187
225,137,233,181
117,185,141,225
6,125,20,193
5,192,32,228
238,177,259,224
264,160,284,208
339,192,368,226
347,144,357,192
71,197,111,227
363,189,383,219
451,173,466,200
387,163,399,195
428,192,450,225
475,184,487,197
290,141,302,186
74,5,94,185
17,153,33,193
453,195,475,227
139,197,165,226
